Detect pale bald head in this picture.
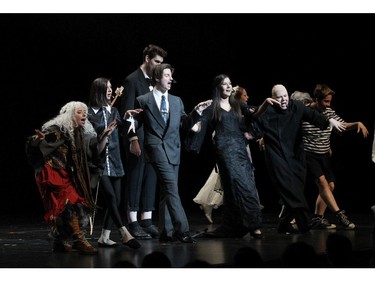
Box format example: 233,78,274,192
271,84,289,110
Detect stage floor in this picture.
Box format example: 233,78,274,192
1,209,375,268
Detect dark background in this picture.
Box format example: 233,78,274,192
2,14,374,220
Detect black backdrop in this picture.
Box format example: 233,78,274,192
2,14,374,219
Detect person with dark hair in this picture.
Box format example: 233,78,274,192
300,84,368,230
126,63,211,243
120,44,168,240
25,101,102,254
141,251,172,267
87,77,141,249
257,84,346,234
193,85,263,224
325,233,353,267
186,75,278,239
281,241,319,267
233,246,264,267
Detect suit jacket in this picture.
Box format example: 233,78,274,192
120,68,151,147
134,91,200,165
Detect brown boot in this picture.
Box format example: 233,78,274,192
72,232,98,255
52,239,72,253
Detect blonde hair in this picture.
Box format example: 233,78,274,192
42,101,96,144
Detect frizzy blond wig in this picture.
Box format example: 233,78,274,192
42,101,96,144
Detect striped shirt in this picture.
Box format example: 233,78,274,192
302,107,345,154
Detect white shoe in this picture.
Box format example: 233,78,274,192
97,229,117,247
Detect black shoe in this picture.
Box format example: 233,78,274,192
173,232,196,243
142,224,160,238
128,222,152,240
250,231,263,239
277,222,300,234
97,242,119,248
123,238,141,249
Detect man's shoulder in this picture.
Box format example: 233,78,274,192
137,91,153,101
125,68,143,82
167,93,180,101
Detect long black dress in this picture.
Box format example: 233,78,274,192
186,105,262,237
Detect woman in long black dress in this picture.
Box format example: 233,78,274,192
186,74,278,239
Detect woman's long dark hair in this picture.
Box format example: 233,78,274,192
88,77,110,108
211,74,241,122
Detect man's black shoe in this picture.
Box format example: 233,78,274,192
142,224,160,238
173,232,196,243
129,222,152,240
277,222,300,234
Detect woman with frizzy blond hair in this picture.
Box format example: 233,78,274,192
26,101,110,254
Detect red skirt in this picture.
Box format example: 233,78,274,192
35,163,85,225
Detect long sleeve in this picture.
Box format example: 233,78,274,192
184,106,212,154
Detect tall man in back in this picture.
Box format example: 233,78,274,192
120,44,168,239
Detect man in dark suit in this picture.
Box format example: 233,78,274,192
120,44,167,239
127,63,210,243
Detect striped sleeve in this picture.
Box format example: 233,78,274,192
302,107,345,154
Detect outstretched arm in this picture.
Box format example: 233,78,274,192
344,121,369,138
190,99,213,132
252,98,280,118
194,99,213,115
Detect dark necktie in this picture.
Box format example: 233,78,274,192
146,78,153,87
160,95,168,124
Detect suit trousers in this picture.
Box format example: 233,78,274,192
152,160,189,236
124,146,158,212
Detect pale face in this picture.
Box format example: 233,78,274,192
106,81,113,102
272,86,289,110
74,106,87,128
146,54,164,77
316,94,332,111
240,91,249,103
157,68,173,93
220,77,232,98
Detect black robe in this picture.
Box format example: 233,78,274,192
257,100,329,231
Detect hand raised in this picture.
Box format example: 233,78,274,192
195,99,212,114
124,108,143,118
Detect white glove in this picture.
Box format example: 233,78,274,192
329,118,346,132
126,116,135,134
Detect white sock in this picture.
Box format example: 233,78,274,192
128,211,138,223
141,211,152,220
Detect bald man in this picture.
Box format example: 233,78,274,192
257,84,345,234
